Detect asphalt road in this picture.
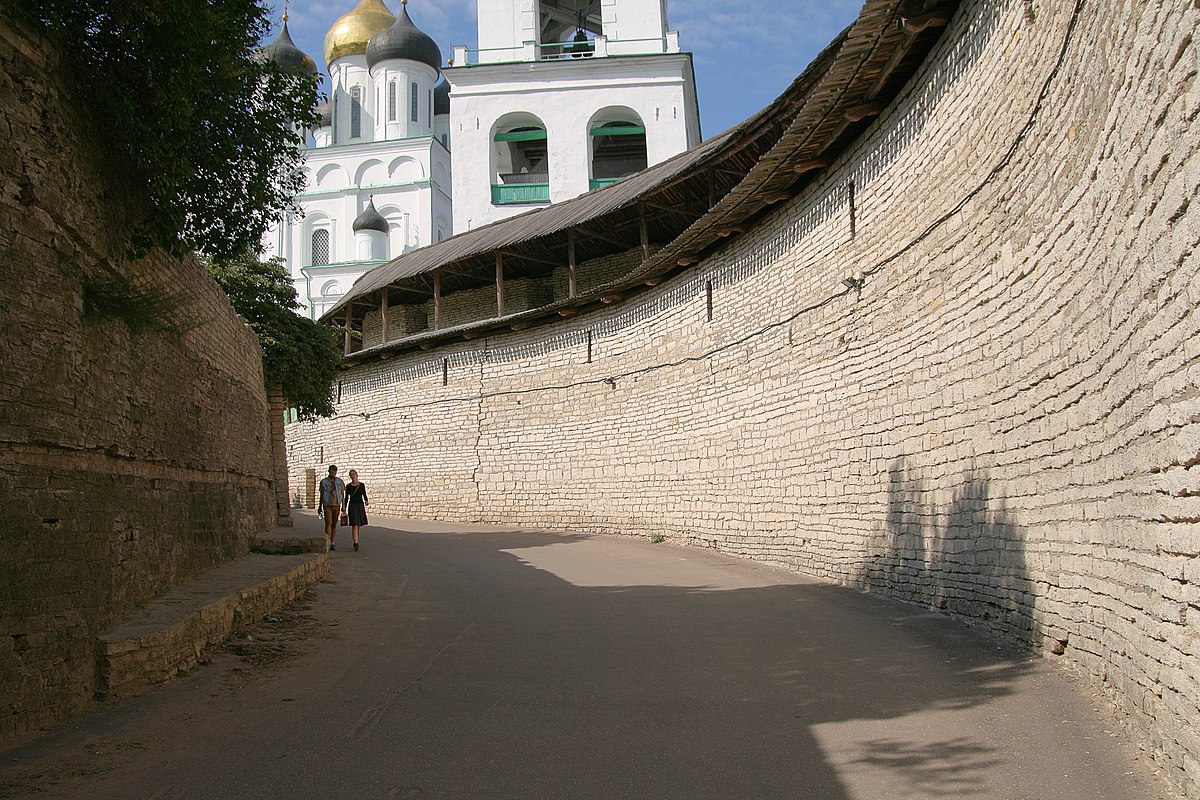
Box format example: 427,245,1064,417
0,515,1169,799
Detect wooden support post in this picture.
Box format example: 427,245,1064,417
639,202,649,262
568,229,577,298
343,305,352,354
380,288,389,343
495,251,505,317
433,269,442,329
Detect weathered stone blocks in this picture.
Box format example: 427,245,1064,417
287,1,1199,796
0,15,276,744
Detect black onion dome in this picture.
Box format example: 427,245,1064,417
352,198,389,234
259,21,318,77
365,2,442,71
315,100,333,128
433,81,450,115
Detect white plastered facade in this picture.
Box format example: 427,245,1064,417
448,0,699,232
264,0,699,317
263,46,452,320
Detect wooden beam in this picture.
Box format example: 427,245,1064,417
677,256,700,266
495,251,505,317
432,268,442,329
865,4,950,101
496,249,560,268
557,308,578,317
574,222,628,249
435,265,481,280
844,100,886,122
568,229,577,298
643,199,701,218
380,287,389,344
600,294,622,304
717,226,745,238
793,157,833,174
901,6,954,34
817,119,853,155
343,305,352,355
387,283,432,297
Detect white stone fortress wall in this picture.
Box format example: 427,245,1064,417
287,0,1200,792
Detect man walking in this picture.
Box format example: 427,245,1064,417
318,464,346,551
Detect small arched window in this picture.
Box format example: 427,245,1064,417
350,86,363,139
311,228,330,266
410,82,419,123
388,82,397,122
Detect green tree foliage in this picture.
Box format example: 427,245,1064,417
15,0,319,260
206,255,342,421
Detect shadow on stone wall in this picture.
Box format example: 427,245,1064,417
860,457,1037,647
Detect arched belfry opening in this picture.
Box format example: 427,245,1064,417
589,112,647,189
539,0,601,58
492,113,550,204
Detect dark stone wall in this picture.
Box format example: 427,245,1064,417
0,16,276,743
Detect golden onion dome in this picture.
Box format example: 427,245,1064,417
323,0,396,65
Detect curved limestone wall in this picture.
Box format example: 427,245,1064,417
287,0,1199,792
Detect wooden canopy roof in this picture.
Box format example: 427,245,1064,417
323,0,958,361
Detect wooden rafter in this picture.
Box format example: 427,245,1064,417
496,249,561,268
574,222,629,249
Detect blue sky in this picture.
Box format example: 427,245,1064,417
269,0,862,139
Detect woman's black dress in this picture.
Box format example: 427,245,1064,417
346,482,368,526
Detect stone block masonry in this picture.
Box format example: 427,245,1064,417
289,0,1199,795
0,17,277,743
97,553,328,700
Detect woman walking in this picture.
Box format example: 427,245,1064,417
345,469,369,551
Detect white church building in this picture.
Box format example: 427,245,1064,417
261,0,701,319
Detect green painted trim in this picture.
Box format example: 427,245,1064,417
590,125,646,136
589,178,622,190
492,183,550,204
494,129,548,142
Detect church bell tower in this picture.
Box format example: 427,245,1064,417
446,0,700,232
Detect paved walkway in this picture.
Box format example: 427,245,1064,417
0,514,1171,799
